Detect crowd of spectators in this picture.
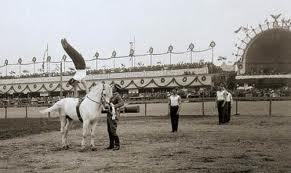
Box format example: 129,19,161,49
245,67,291,76
1,86,289,108
0,62,223,80
236,87,289,97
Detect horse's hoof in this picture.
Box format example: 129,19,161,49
79,147,86,152
91,147,97,151
62,145,69,150
61,145,69,150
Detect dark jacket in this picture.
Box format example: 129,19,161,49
108,92,124,118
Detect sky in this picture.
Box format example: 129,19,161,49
0,0,290,74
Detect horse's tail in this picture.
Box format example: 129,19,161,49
39,100,64,114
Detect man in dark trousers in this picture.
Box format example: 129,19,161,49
168,88,182,132
225,90,233,123
106,84,124,151
216,85,227,124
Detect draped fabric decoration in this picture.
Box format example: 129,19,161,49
44,83,59,92
28,83,43,92
0,75,212,94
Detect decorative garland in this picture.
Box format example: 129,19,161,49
0,75,211,94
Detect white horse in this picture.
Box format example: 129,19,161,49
40,82,113,151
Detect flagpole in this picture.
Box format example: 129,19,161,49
60,61,63,98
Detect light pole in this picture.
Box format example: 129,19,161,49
47,56,51,74
4,59,8,76
149,47,153,66
168,45,173,65
112,50,116,68
95,52,99,70
188,43,194,63
129,48,135,67
209,41,216,64
32,57,36,74
60,60,63,98
62,55,66,72
18,58,22,76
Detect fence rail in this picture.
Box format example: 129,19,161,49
0,97,291,119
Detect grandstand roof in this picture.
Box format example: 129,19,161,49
242,28,291,74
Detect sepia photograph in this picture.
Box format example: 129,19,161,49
0,0,290,172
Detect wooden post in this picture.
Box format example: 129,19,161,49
235,97,239,115
60,62,63,98
48,105,51,118
269,97,272,116
202,92,205,116
25,106,28,118
5,106,7,119
144,103,147,117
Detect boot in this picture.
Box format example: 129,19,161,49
113,136,120,151
106,135,114,150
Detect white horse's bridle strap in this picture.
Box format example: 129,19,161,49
86,95,102,104
86,83,109,106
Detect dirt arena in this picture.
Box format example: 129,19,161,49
0,115,290,173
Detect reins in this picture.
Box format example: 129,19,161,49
86,83,107,106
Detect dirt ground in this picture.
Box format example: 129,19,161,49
0,115,290,173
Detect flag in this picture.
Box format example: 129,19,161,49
271,14,281,20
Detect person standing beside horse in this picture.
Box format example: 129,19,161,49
106,83,124,151
168,88,182,132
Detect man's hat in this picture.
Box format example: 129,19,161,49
113,83,122,92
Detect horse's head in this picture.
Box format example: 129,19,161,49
101,83,113,103
88,82,113,104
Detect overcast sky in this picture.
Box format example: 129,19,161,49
0,0,290,73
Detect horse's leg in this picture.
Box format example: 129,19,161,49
64,118,73,149
81,120,90,151
60,115,66,148
90,119,98,151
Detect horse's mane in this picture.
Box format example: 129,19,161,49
89,83,103,95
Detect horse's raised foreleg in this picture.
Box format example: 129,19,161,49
81,120,90,151
90,119,98,151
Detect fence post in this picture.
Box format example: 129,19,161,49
5,106,7,119
235,97,239,115
144,103,147,117
202,93,205,116
269,97,272,116
25,106,28,118
48,105,51,118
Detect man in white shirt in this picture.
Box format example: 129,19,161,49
225,90,233,123
216,85,227,124
168,88,182,132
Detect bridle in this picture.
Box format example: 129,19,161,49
86,83,109,106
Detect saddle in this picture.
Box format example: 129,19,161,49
65,97,84,123
76,97,84,123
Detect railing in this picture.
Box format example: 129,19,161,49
1,96,290,119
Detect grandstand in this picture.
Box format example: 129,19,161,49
235,16,291,95
0,61,224,106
